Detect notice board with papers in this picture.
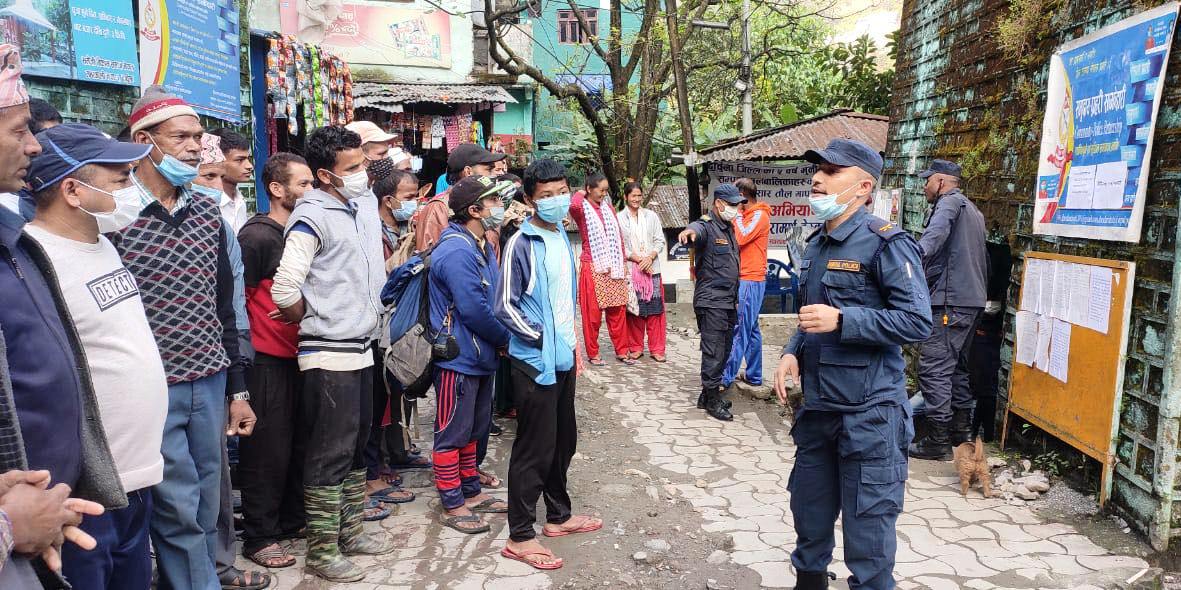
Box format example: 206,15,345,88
1002,252,1134,505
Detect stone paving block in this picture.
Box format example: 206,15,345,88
913,575,962,590
747,561,795,588
1049,533,1109,556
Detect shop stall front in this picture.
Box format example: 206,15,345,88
352,81,517,195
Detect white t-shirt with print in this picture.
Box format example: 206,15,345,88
24,224,168,493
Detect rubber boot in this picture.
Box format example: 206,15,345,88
794,571,834,589
950,408,973,446
909,419,952,460
340,469,396,556
705,390,733,421
304,484,364,582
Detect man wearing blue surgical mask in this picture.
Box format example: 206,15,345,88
111,85,255,590
495,159,602,571
771,138,932,590
373,168,420,263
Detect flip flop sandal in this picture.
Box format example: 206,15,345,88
651,355,667,363
500,546,564,570
246,543,296,569
371,486,416,504
218,567,271,590
363,498,391,522
440,514,490,534
478,470,502,488
467,497,509,513
542,515,604,537
616,356,638,366
588,358,607,366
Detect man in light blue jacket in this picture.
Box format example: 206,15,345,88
494,159,603,571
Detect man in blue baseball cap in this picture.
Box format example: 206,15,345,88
22,122,172,589
772,137,932,589
910,158,987,460
678,183,744,421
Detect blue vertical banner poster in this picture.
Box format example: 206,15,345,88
1035,3,1179,242
0,0,137,85
139,0,241,123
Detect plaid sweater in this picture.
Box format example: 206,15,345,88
110,190,245,392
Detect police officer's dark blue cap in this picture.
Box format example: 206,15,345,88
713,183,744,204
917,159,962,179
29,123,152,192
803,138,883,180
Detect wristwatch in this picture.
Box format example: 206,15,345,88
230,392,251,402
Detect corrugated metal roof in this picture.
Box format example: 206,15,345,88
696,109,889,164
353,83,518,111
647,184,701,229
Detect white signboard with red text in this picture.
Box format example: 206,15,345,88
705,161,819,252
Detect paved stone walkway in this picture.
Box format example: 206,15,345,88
250,323,1154,589
596,327,1154,589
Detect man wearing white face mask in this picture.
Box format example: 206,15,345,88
270,125,392,582
677,183,744,421
23,122,169,589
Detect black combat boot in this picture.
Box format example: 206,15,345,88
909,419,952,460
950,407,973,446
793,570,833,590
697,387,709,409
705,391,733,421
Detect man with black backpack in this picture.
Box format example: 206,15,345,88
426,175,512,534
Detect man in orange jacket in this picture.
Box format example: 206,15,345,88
724,177,771,388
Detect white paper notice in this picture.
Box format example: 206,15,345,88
1087,266,1112,334
1067,263,1091,326
1020,260,1041,312
1092,160,1129,209
1034,315,1053,371
1015,311,1037,366
1064,165,1096,209
1038,260,1054,315
1051,262,1072,320
1048,319,1071,383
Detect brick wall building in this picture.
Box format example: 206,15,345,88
884,0,1181,550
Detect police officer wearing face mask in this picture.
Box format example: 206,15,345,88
771,139,932,590
677,183,744,421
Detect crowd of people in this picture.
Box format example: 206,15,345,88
0,37,999,590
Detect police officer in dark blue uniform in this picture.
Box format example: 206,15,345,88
772,139,932,590
910,159,988,460
678,183,744,421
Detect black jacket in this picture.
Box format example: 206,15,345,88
686,215,739,310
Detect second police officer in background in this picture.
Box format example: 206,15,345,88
678,183,744,422
772,139,932,590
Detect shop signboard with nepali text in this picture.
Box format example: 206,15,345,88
706,161,819,251
138,0,242,123
1034,3,1178,242
1,0,137,85
318,3,452,69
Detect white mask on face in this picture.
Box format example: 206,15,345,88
719,204,739,222
77,181,146,233
330,170,371,200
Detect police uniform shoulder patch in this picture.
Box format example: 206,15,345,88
867,215,904,241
